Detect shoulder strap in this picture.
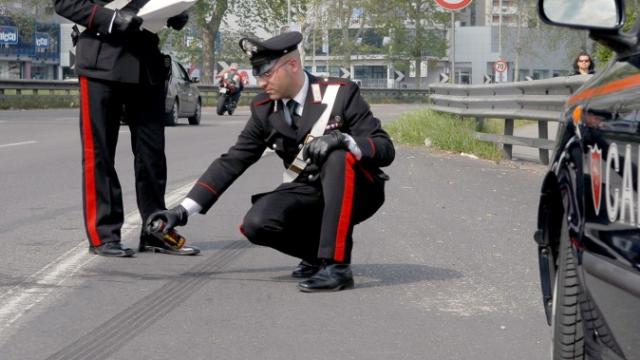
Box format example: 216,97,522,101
282,84,341,183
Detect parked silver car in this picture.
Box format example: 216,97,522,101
165,59,201,126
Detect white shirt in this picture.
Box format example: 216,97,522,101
283,73,309,125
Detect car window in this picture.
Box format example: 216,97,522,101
175,62,190,82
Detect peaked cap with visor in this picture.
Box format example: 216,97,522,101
239,31,303,76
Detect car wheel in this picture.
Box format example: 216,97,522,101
165,98,179,126
188,99,201,125
551,191,585,360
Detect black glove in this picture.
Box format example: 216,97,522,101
146,205,188,233
303,130,350,166
110,8,143,34
167,11,189,30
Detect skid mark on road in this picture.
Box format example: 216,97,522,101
0,181,195,342
45,241,250,360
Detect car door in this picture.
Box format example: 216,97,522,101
580,57,640,358
173,61,195,114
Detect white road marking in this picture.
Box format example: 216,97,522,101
0,141,37,148
0,181,195,339
0,121,6,124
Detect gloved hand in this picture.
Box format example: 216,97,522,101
303,130,350,166
110,8,143,34
146,205,188,234
167,11,189,30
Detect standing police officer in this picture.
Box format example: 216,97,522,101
54,0,199,256
148,31,395,291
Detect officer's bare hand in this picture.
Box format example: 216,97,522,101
110,8,143,34
303,130,349,166
167,11,189,31
146,205,188,233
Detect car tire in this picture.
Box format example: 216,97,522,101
188,99,201,125
165,98,179,126
216,95,226,116
551,192,585,360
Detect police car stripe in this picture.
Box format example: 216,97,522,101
334,152,357,262
568,73,640,105
80,77,102,247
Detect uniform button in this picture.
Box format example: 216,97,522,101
273,144,278,149
298,144,303,150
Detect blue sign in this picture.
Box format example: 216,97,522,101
35,32,50,48
0,25,18,45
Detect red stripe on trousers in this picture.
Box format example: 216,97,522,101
334,152,357,262
80,77,101,247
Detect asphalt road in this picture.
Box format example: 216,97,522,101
0,105,550,360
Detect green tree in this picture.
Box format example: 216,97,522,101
368,0,448,88
595,0,638,65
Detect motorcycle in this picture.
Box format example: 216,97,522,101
216,80,239,116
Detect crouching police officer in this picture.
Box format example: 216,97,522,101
54,0,199,256
148,31,395,291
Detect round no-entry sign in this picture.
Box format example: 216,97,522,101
435,0,473,11
494,60,508,73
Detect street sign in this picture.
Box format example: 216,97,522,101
483,74,492,84
394,70,405,82
439,73,450,83
340,67,351,78
494,60,508,73
435,0,473,11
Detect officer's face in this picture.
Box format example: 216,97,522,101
257,58,296,100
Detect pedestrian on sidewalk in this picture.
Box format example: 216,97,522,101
573,51,595,75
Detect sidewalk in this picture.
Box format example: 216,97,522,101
511,121,559,163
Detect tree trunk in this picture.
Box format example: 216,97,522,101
201,0,228,85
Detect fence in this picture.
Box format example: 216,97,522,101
0,80,431,109
429,75,590,164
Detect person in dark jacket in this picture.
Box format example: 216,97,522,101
147,31,395,292
54,0,198,257
573,51,596,75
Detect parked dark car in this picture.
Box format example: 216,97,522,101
165,59,201,126
534,0,639,359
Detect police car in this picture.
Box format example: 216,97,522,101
534,0,640,359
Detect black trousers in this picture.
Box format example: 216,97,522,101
241,150,386,264
79,76,167,247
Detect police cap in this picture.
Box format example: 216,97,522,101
239,31,303,76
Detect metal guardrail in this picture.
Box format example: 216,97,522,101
0,80,430,106
429,75,591,164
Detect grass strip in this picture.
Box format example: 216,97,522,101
384,109,503,161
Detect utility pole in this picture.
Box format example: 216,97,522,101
450,11,455,84
498,0,503,57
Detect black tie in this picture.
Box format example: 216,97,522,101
287,100,301,129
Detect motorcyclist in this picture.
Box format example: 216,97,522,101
218,63,244,108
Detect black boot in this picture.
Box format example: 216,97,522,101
89,242,135,257
297,263,354,292
139,233,200,256
291,260,321,278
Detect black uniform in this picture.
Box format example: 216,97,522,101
187,74,395,263
54,0,169,248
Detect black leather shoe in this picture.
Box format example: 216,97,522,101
297,264,354,292
291,260,321,278
89,242,135,257
139,233,200,256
